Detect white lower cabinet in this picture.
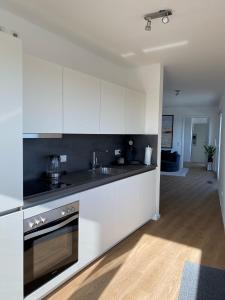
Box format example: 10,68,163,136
0,211,23,300
79,183,116,266
79,170,156,265
114,171,156,242
114,175,142,241
25,171,156,300
139,170,156,224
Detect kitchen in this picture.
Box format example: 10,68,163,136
0,12,163,300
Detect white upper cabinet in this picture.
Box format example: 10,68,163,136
63,68,101,133
23,55,63,133
100,81,125,134
125,89,146,134
23,54,148,135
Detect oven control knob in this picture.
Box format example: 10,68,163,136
40,217,46,224
28,221,35,228
61,210,66,216
35,219,41,226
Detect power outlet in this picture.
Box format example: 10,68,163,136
115,149,121,156
60,155,67,163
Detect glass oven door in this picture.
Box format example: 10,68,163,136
24,213,78,297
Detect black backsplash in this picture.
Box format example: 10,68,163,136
23,134,158,181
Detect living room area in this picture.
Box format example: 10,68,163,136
160,104,219,177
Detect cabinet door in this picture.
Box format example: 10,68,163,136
0,211,23,300
100,81,125,134
125,89,146,134
114,175,141,242
63,68,100,133
23,55,63,133
139,170,156,224
0,32,23,212
79,184,115,266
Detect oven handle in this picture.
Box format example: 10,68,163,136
24,214,79,241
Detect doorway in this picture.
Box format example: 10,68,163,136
217,113,223,179
191,119,209,165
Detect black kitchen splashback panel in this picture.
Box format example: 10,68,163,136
23,134,158,181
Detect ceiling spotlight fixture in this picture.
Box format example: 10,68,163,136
175,89,181,96
145,19,152,31
162,11,170,24
144,9,172,31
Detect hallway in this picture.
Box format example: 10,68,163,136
46,167,225,300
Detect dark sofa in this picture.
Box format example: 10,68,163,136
161,150,180,172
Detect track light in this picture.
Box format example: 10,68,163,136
144,9,172,31
145,20,152,31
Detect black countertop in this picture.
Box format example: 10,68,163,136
23,164,157,209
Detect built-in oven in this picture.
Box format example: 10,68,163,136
24,201,79,297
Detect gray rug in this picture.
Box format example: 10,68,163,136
179,261,225,300
161,168,189,177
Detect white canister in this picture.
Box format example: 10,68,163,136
144,145,152,166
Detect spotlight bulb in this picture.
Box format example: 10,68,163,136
145,20,151,31
162,16,169,24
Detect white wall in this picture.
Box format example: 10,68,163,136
162,105,218,167
0,7,144,92
218,93,225,228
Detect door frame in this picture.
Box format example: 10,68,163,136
181,115,209,167
191,120,209,164
217,112,223,178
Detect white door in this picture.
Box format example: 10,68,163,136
23,55,63,133
100,81,125,134
0,32,23,212
0,211,23,300
125,89,146,134
191,123,209,164
63,68,100,133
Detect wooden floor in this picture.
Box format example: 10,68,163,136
46,167,225,300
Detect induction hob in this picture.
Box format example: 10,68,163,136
24,180,71,198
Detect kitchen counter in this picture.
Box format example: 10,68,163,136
23,164,157,209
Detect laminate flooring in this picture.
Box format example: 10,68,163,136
46,167,225,300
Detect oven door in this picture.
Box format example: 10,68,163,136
24,213,78,297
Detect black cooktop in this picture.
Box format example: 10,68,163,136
24,180,71,198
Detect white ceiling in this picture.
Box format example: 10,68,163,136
1,0,225,107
